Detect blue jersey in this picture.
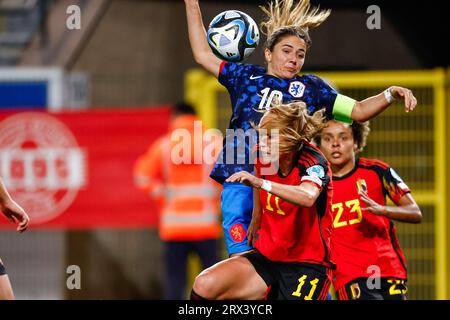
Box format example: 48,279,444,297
211,61,340,184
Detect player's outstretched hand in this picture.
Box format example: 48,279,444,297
225,171,263,189
1,199,30,233
390,86,417,113
359,191,387,216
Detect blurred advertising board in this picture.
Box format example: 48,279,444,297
0,107,171,229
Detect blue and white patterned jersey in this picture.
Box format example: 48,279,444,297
210,61,340,184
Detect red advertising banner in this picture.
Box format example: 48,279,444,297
0,107,172,229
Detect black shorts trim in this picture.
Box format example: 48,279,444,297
242,250,276,289
243,250,331,300
337,277,408,300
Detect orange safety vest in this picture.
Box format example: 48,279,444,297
134,115,221,241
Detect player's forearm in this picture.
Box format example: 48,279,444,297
351,91,390,122
0,178,12,204
383,204,422,223
185,0,211,63
252,188,262,220
264,181,318,208
185,0,221,76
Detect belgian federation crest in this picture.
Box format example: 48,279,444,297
306,165,325,178
289,81,305,98
356,179,368,194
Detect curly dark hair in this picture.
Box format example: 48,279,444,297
313,120,370,154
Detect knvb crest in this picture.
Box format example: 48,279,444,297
289,81,305,98
229,223,246,242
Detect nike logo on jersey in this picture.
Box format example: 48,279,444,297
250,75,263,80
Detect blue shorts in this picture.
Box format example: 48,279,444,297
221,183,253,255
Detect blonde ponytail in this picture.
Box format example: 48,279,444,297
258,101,325,155
260,0,331,49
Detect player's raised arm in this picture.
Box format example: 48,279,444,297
350,86,418,122
184,0,222,77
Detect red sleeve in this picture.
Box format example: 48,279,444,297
219,60,227,75
382,167,411,204
297,143,330,190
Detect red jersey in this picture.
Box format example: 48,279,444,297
331,158,410,290
254,141,334,267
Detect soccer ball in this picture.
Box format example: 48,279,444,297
207,10,260,62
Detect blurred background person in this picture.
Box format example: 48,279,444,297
315,120,422,300
133,102,222,300
0,178,29,300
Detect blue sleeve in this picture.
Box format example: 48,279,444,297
305,74,338,119
218,62,245,92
